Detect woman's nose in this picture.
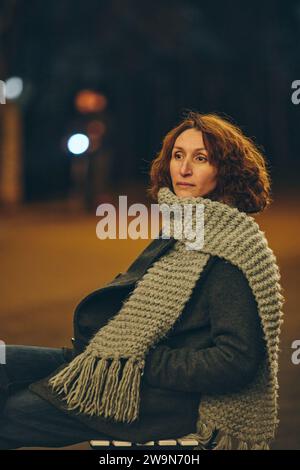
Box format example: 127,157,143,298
180,161,192,175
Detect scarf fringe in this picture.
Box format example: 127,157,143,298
180,421,217,450
47,352,144,423
213,434,270,450
213,433,232,450
250,441,270,450
180,422,270,450
195,421,216,445
237,440,248,450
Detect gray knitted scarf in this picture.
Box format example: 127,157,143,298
48,186,284,450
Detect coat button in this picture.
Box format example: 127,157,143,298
71,337,75,345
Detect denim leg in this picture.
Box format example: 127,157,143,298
0,344,67,414
1,345,69,393
0,388,114,449
0,345,112,449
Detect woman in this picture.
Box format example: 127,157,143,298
0,111,284,450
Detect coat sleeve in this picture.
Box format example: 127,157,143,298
142,260,267,394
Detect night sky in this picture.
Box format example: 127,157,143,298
1,0,299,201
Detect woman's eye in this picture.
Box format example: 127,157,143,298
173,153,207,161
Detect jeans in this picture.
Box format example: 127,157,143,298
0,345,114,449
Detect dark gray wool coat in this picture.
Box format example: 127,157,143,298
28,234,266,443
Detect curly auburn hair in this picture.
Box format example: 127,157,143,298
147,111,273,214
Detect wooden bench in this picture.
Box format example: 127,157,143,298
89,432,219,450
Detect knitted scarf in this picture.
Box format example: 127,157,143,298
47,186,284,450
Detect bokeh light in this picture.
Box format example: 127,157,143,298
5,76,23,100
67,133,90,155
75,90,108,113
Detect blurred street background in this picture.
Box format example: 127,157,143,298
0,0,299,449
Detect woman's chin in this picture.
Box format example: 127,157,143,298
175,187,198,198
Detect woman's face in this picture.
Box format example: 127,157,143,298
169,128,218,198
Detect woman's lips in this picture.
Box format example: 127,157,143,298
177,183,195,186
